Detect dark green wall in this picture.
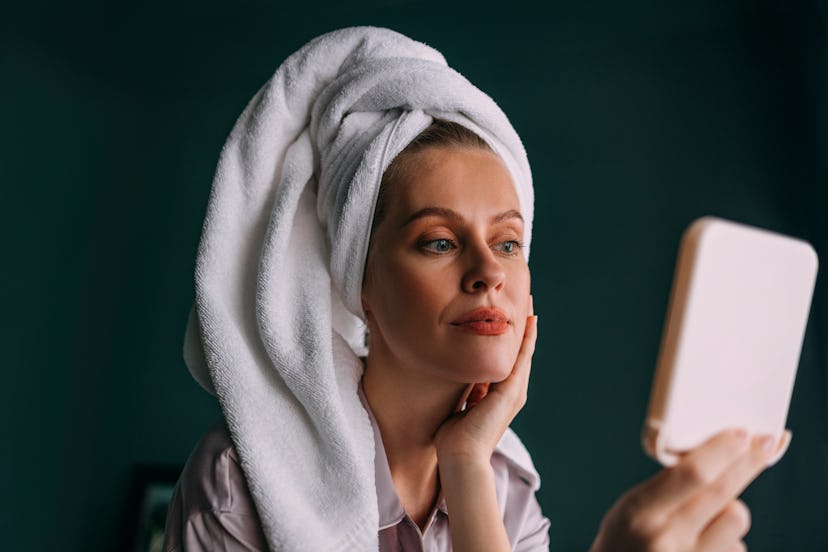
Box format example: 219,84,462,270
3,1,826,550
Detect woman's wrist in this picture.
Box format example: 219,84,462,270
438,457,510,552
438,454,493,487
436,446,492,472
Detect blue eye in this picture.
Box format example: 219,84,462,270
495,240,523,255
422,238,455,253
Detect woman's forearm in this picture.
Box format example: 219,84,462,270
439,456,512,552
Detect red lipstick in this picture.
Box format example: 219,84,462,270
451,307,510,336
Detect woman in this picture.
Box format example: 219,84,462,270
166,27,777,551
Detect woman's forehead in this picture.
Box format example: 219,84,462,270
391,147,520,215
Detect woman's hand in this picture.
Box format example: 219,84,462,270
434,295,538,552
589,429,780,552
433,295,538,465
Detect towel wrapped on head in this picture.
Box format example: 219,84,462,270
183,26,535,551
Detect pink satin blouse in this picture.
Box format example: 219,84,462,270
164,386,550,551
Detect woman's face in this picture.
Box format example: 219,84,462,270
362,146,531,384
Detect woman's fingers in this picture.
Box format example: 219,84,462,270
676,435,776,533
514,294,537,382
492,312,537,404
613,432,774,552
723,541,747,552
589,381,779,552
515,313,538,383
455,383,476,412
633,430,751,515
695,499,751,552
465,383,490,409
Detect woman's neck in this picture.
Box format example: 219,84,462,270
361,350,469,528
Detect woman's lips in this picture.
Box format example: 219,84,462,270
451,307,510,336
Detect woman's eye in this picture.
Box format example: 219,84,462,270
495,240,523,255
422,238,456,253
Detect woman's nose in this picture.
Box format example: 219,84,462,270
461,242,506,293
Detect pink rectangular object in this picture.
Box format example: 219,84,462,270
643,216,818,466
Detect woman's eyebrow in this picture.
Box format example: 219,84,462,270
400,207,523,229
492,209,524,225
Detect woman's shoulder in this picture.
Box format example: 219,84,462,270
164,420,267,551
492,427,541,491
175,420,255,513
491,428,550,550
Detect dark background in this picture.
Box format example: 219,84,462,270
3,1,826,550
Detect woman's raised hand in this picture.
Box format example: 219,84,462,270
589,429,780,552
433,294,537,465
434,295,538,552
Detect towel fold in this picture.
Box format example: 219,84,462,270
183,26,535,550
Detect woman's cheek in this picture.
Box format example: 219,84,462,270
512,265,531,313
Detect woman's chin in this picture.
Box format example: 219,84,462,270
446,349,518,384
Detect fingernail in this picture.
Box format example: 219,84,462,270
732,428,749,447
756,435,776,454
729,430,749,453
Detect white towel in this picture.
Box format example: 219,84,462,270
182,26,536,551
